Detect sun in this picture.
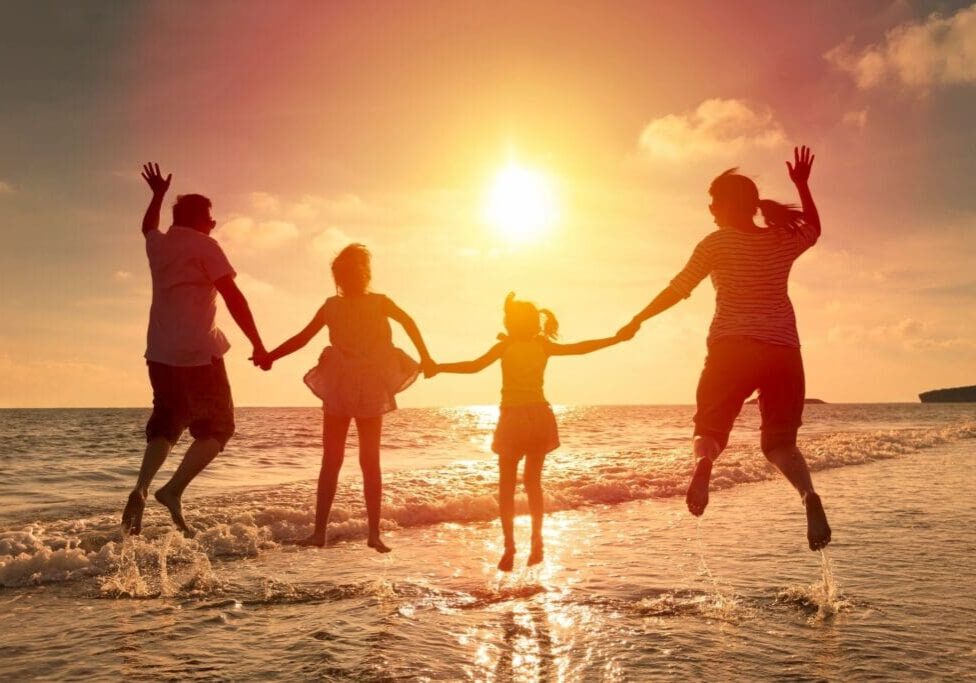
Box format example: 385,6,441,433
484,163,558,243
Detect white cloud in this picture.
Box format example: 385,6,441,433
113,270,132,282
219,215,299,249
234,271,275,296
249,191,281,214
311,226,356,257
638,98,786,160
842,108,869,130
826,3,976,90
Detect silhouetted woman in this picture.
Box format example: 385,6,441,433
620,146,830,551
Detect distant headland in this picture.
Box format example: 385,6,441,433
918,385,976,403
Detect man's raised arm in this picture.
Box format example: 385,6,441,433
140,162,172,236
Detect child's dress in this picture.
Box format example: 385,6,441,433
303,293,419,418
491,336,560,456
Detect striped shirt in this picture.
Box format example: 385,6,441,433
669,223,819,348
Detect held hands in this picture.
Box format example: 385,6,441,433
141,162,172,197
786,145,814,186
615,320,641,342
250,347,273,371
421,357,438,379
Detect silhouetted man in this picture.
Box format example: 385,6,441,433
121,163,266,537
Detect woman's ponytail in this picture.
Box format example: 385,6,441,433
758,199,805,233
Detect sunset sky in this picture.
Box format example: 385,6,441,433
1,0,974,407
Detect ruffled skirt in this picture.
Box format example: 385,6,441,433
304,346,420,418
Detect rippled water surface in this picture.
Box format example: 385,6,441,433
1,404,974,680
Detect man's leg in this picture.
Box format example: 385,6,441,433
155,437,221,537
122,437,173,535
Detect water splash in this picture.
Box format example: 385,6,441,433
693,518,742,619
776,548,850,622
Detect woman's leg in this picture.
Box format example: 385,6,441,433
523,451,547,565
497,451,520,571
355,415,390,553
298,413,350,546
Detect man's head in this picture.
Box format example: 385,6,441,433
172,194,216,233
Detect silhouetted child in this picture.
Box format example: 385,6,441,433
256,243,434,552
429,293,632,571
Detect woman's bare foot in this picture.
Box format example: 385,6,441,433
154,485,195,538
685,457,713,516
527,540,544,567
497,546,516,572
367,536,392,553
804,492,831,551
121,490,146,535
291,533,326,547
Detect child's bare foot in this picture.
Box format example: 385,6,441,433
685,457,713,516
291,533,326,547
527,540,544,567
154,485,195,538
121,490,146,535
497,546,516,572
804,492,831,551
367,536,392,553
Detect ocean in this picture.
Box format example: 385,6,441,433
0,404,974,680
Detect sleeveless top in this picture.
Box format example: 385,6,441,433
499,337,549,408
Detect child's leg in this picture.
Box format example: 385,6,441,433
523,451,547,566
355,415,390,553
497,451,520,571
298,414,350,546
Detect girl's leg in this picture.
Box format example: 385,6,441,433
298,414,350,546
355,415,390,553
497,451,520,571
523,452,547,566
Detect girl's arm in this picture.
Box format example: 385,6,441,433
265,307,327,366
787,145,820,237
384,298,434,370
546,335,624,357
433,342,505,376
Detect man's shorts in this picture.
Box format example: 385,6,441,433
145,357,235,450
693,336,805,453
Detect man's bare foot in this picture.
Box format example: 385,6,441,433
804,492,831,551
121,490,146,535
527,540,544,567
154,485,195,538
367,536,392,554
291,534,326,547
685,458,713,516
497,546,516,572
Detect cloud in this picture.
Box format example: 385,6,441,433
826,317,976,351
219,215,299,249
842,108,869,130
826,3,976,90
234,271,275,296
249,191,281,214
638,98,786,160
0,181,14,194
311,226,355,256
113,270,132,282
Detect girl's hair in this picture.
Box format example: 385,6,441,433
499,292,559,341
331,243,371,296
710,168,805,232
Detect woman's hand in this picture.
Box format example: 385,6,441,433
615,320,640,341
787,145,814,186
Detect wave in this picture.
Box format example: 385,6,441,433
1,422,972,589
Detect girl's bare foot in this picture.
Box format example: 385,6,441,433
527,540,544,567
497,546,516,572
291,534,327,547
804,492,832,551
367,536,392,553
154,485,195,538
121,490,146,535
685,457,713,516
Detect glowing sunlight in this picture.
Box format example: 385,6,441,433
484,163,558,243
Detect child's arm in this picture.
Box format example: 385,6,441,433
384,298,434,371
262,307,327,368
545,334,625,357
433,342,505,376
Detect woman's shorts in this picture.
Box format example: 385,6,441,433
492,403,561,456
693,336,805,453
145,357,235,450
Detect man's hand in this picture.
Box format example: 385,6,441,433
421,358,438,378
141,162,172,197
250,347,272,371
786,145,814,186
615,320,641,342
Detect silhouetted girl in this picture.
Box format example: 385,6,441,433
430,293,631,571
619,146,831,551
261,243,433,552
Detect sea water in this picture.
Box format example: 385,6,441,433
0,404,973,680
